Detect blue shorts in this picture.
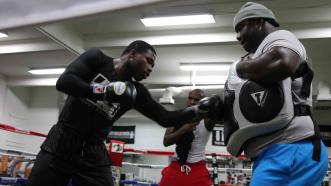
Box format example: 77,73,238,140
251,140,328,186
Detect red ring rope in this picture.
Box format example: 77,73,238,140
0,123,330,160
0,124,47,137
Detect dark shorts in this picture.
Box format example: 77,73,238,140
27,150,114,186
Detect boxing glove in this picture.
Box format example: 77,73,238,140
196,95,224,122
92,81,137,107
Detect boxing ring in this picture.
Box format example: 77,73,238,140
0,123,330,186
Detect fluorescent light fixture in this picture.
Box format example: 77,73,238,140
141,14,215,27
28,67,65,75
0,32,8,38
193,75,228,85
179,63,230,71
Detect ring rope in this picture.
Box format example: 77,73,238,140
0,123,330,160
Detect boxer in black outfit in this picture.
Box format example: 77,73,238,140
27,40,223,186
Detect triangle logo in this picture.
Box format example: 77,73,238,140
250,91,268,107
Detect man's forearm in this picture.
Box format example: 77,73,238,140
236,47,300,83
163,126,192,147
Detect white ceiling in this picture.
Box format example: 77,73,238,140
1,0,331,97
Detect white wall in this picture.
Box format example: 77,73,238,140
1,87,30,127
0,86,31,153
0,74,6,121
302,39,331,95
26,87,59,153
0,84,58,154
28,87,59,133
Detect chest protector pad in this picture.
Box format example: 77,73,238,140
239,81,284,123
224,63,294,157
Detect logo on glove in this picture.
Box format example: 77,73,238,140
113,82,127,95
92,84,105,94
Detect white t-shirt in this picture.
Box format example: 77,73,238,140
244,30,315,158
174,120,210,163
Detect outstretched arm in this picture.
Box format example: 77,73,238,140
133,83,223,128
134,90,196,127
236,47,301,83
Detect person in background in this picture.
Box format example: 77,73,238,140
159,89,216,186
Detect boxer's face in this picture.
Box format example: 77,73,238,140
187,91,204,107
130,49,156,81
236,19,263,53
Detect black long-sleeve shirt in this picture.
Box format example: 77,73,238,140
41,49,196,166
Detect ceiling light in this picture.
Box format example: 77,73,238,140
192,75,228,85
141,14,215,27
179,63,231,71
0,32,8,38
28,67,65,75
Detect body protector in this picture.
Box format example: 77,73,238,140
224,61,294,157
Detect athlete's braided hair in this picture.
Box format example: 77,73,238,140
121,40,156,56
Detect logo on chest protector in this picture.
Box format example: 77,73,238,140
239,81,284,123
250,91,268,107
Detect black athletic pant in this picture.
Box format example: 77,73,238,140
27,150,114,186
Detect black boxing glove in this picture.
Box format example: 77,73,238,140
196,95,224,122
92,81,137,107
